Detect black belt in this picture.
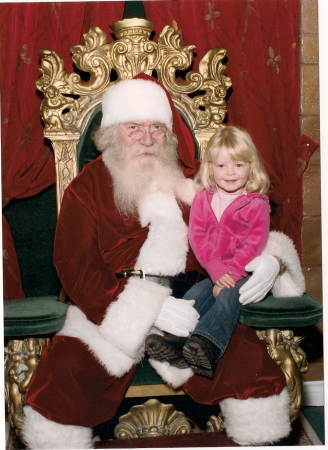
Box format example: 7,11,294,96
116,268,200,282
116,268,203,294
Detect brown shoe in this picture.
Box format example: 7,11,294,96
182,336,217,379
145,334,189,369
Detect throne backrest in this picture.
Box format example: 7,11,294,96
36,17,232,212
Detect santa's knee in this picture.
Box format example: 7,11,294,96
21,405,94,449
219,387,291,446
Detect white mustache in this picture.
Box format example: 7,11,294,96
133,149,156,157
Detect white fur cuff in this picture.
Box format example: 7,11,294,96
99,277,171,358
264,231,306,297
220,387,291,445
149,358,194,389
57,306,136,378
22,406,94,449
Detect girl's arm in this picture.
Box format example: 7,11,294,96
189,192,231,282
225,197,271,282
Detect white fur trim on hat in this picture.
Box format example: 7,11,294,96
101,79,173,130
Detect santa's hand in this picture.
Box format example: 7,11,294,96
239,255,280,305
154,296,200,337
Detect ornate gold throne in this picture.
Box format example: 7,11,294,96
5,17,323,441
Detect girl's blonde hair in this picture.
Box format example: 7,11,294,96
194,126,270,194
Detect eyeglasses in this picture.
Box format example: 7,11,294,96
126,124,167,140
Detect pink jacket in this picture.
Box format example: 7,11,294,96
189,189,270,283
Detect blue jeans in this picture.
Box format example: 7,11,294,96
182,276,250,359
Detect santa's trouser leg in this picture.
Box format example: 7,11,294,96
22,406,94,450
183,323,291,445
220,387,290,445
22,335,136,449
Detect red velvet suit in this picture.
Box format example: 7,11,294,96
25,156,285,428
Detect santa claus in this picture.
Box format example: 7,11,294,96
22,74,304,448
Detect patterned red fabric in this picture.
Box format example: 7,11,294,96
1,2,125,299
143,0,319,252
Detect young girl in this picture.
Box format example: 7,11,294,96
146,126,271,378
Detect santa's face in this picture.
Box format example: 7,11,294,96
118,121,167,168
99,123,182,216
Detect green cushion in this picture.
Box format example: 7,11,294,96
132,357,163,386
4,296,68,336
3,185,61,298
239,293,323,328
77,107,101,172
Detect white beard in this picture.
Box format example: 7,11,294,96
101,132,186,217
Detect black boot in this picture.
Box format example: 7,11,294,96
182,336,218,379
145,334,189,369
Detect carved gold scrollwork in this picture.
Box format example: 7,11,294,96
206,412,225,433
114,399,191,439
5,338,50,437
110,19,159,78
197,47,232,129
157,25,202,93
69,27,112,94
36,50,79,133
256,329,308,422
51,140,78,210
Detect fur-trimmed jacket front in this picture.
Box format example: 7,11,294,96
189,189,270,283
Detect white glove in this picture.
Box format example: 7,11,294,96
239,255,280,305
154,296,200,337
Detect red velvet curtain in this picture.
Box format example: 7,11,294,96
143,0,318,253
1,2,125,300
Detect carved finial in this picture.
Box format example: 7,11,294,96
110,18,154,39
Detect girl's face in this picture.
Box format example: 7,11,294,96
212,146,250,193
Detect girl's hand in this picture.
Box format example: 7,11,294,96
216,272,235,288
213,284,223,297
213,272,235,297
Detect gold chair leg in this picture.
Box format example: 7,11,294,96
256,328,308,422
4,337,50,437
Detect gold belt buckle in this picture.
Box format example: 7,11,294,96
122,268,145,279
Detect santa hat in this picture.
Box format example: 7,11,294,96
100,73,200,177
101,78,173,130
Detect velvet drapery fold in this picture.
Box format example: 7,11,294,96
143,0,318,252
1,2,125,299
